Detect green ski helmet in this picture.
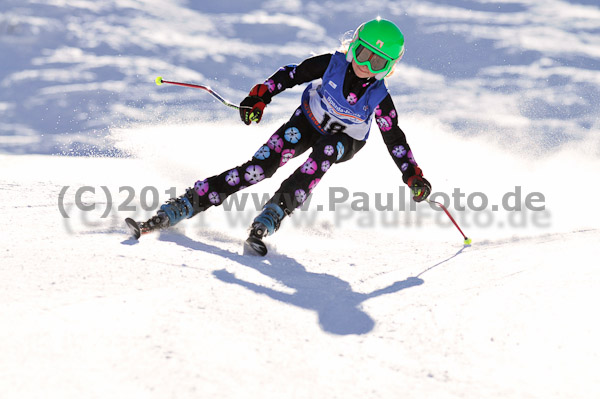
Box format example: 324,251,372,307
346,18,405,80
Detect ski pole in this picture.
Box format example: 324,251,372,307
426,198,472,245
155,76,259,120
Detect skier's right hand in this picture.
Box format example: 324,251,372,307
240,84,269,125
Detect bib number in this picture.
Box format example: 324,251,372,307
321,113,346,134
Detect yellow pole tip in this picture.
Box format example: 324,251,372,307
155,76,163,85
464,238,472,245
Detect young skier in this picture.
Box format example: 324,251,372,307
126,18,432,255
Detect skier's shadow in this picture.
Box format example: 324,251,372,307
159,233,427,336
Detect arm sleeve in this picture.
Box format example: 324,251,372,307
375,94,425,184
259,53,332,103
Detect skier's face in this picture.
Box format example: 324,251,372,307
352,59,376,79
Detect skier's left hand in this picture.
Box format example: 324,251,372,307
407,174,431,202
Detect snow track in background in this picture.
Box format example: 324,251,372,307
1,0,599,155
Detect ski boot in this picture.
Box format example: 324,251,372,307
244,203,286,256
126,189,197,239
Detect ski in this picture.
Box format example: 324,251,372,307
125,212,170,240
244,236,268,256
125,217,142,239
125,217,269,256
125,217,164,239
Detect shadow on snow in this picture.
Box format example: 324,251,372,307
156,232,465,336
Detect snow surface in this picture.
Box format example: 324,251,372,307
1,1,600,398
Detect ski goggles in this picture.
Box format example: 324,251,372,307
350,40,396,74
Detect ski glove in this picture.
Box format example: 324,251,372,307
407,174,432,203
240,84,269,125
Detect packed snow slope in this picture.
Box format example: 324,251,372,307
1,1,600,398
2,123,599,398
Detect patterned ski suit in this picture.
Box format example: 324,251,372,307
190,52,425,215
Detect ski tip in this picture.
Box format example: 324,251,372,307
125,218,141,240
244,236,268,256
